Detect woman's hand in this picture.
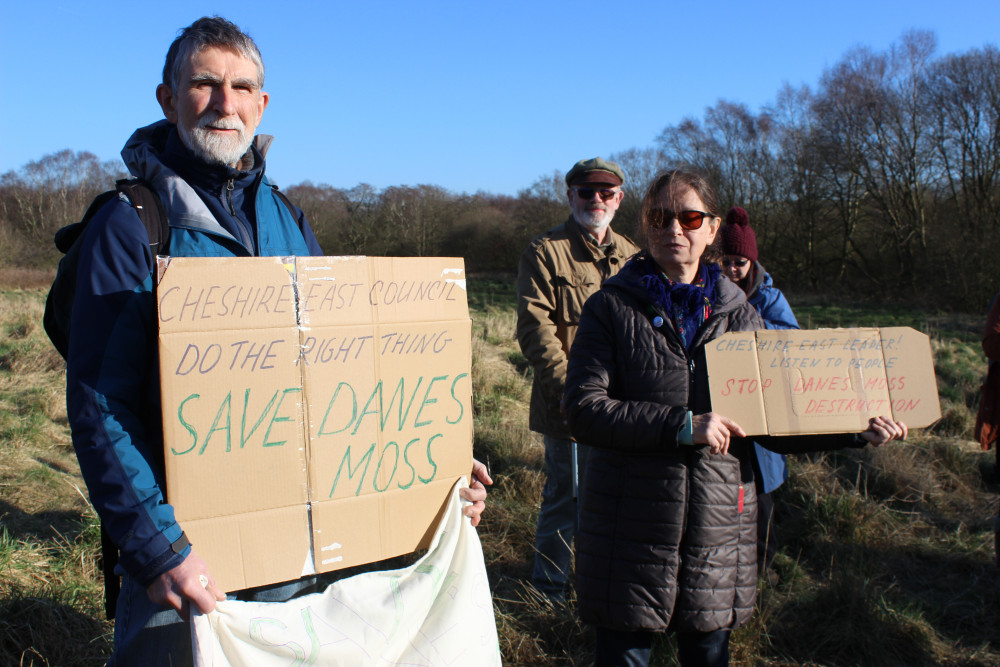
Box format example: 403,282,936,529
692,412,746,455
860,416,908,446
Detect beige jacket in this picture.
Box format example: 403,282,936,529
516,216,639,439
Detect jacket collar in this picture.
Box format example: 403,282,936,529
607,251,748,317
120,120,272,238
123,120,265,189
565,215,629,260
745,259,772,299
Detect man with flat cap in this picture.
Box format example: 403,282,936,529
516,157,639,601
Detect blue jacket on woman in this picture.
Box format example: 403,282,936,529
65,121,322,588
745,261,799,493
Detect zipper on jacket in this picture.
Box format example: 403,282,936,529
688,357,696,401
738,483,745,513
225,177,255,252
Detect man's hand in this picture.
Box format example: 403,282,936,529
860,416,908,446
146,551,225,619
692,412,746,455
460,458,494,527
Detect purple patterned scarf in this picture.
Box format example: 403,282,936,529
633,254,720,351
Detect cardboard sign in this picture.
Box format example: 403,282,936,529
157,256,472,593
705,327,940,436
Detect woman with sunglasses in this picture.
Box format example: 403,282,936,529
564,169,907,666
719,205,798,582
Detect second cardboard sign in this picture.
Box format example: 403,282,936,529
705,327,940,436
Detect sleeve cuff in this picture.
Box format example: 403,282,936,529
677,410,694,446
171,532,191,554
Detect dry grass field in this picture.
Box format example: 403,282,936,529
1,278,998,666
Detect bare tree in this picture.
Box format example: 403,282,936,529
282,181,349,255
0,150,125,238
766,83,832,286
608,146,667,240
380,185,453,257
0,150,126,268
814,32,940,288
928,46,1000,230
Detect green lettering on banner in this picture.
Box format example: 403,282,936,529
414,376,447,428
318,383,356,436
302,606,340,661
240,388,279,449
419,433,442,483
329,443,376,497
202,392,233,454
316,375,468,438
172,387,299,456
399,438,419,490
263,387,301,448
384,377,423,432
174,394,201,455
248,616,305,661
374,442,400,492
447,373,469,425
353,381,384,435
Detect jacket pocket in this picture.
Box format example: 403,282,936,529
557,272,597,326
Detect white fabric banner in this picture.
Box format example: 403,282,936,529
191,480,501,666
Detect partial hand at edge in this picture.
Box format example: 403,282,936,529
692,412,746,456
860,416,908,447
146,550,226,619
460,458,494,527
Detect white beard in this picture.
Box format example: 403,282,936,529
178,114,253,167
576,207,615,235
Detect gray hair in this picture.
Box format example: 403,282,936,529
162,16,265,92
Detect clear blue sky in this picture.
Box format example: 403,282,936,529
2,1,998,195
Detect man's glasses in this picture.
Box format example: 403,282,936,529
647,208,711,230
722,258,749,268
572,187,618,202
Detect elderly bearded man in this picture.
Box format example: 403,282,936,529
516,157,639,601
65,16,492,666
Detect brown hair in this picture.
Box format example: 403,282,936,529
637,168,723,264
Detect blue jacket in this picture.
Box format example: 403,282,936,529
746,262,799,493
65,121,322,586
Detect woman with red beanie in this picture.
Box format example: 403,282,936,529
719,205,798,578
719,207,797,329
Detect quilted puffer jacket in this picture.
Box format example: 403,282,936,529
565,253,858,632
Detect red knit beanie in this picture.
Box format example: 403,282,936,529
719,206,758,261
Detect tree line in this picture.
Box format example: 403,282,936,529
2,31,997,310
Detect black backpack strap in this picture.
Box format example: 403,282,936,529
116,178,170,254
52,180,167,255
